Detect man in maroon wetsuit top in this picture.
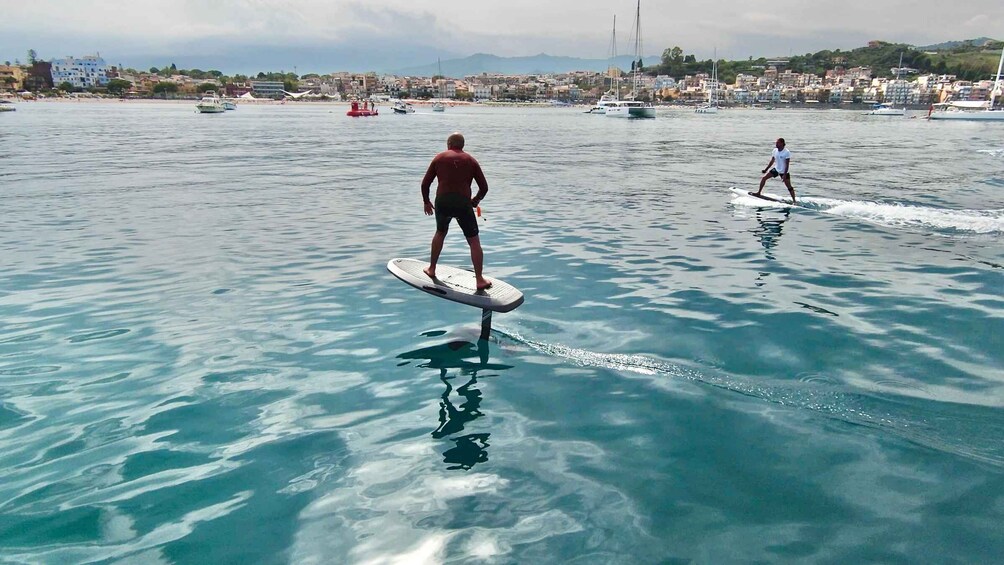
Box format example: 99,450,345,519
421,132,491,290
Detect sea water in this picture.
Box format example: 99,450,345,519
1,102,1002,563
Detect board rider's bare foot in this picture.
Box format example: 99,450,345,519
423,267,436,279
476,278,492,291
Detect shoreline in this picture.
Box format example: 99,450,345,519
14,97,939,112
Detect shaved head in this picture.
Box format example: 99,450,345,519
447,132,465,150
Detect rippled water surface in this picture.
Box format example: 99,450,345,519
2,101,1003,563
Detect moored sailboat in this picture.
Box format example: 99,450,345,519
605,0,655,119
587,16,620,114
696,50,719,114
929,43,1004,121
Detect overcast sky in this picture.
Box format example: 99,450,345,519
2,0,1001,72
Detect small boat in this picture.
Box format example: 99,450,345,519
392,99,415,114
864,103,905,116
0,100,15,112
347,100,378,117
222,99,237,111
196,93,225,114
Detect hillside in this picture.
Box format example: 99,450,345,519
649,40,1003,83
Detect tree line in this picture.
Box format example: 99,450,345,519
648,40,1004,84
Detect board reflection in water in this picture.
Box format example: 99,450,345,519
397,338,513,471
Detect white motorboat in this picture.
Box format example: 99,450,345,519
929,44,1004,121
605,1,655,119
865,103,905,116
196,93,225,114
392,99,415,114
222,99,237,111
0,100,15,112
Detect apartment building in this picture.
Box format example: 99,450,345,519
50,55,109,89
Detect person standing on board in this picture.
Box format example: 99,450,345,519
421,132,492,290
754,138,797,204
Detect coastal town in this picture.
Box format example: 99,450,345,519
2,43,1003,109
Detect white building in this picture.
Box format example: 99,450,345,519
882,79,912,105
51,55,109,89
471,83,492,100
652,75,676,90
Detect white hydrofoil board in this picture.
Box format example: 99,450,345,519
729,187,796,206
387,258,524,313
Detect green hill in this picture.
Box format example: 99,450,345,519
649,40,1003,83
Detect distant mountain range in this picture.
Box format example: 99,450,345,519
916,37,999,51
392,52,661,77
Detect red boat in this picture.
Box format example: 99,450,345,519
347,100,378,117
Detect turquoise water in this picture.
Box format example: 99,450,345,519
1,102,1002,563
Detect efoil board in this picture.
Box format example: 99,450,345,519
387,258,524,313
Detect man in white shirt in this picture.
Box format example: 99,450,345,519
754,138,796,204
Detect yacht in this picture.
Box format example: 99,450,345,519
929,44,1004,121
605,1,655,119
196,92,225,114
605,99,657,118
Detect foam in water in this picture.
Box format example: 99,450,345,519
802,197,1004,234
730,189,1004,234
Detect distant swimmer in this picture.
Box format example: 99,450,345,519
421,132,492,290
754,138,797,204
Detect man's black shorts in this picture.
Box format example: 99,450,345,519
768,168,789,179
435,193,479,238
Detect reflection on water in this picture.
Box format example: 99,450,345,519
397,338,513,470
752,208,791,260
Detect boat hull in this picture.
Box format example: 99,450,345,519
929,110,1004,121
606,105,656,118
196,104,225,113
695,106,718,114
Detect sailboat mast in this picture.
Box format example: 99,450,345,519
993,44,1004,108
634,0,642,94
609,15,619,101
